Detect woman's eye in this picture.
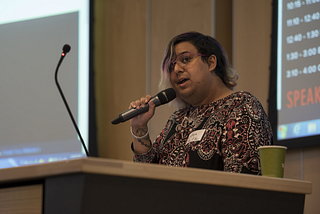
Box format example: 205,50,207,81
181,56,191,63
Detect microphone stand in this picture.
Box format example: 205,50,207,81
54,45,90,156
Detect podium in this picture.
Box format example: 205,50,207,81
0,157,312,214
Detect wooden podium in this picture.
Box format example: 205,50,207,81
0,157,312,214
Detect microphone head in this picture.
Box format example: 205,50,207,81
63,44,71,53
157,88,176,105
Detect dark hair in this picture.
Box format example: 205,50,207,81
159,31,238,108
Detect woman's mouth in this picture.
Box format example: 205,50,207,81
178,78,188,86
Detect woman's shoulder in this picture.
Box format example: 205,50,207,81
230,91,261,104
222,91,266,114
231,91,256,99
170,91,262,116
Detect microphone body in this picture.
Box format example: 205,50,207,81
111,88,176,125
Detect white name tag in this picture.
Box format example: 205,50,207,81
186,129,205,144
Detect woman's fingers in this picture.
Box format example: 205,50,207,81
129,95,152,109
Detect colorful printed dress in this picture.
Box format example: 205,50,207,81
133,91,273,174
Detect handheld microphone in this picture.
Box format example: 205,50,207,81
54,44,90,156
111,88,176,125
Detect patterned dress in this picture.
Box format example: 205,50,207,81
133,91,273,174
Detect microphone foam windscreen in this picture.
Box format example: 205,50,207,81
63,44,71,53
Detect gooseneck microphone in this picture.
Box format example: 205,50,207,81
111,88,176,125
55,44,90,156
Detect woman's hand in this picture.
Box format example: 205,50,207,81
129,95,156,129
129,95,155,154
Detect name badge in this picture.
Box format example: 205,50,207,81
186,129,205,144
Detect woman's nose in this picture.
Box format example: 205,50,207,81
173,63,184,74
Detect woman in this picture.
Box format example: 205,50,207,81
129,32,272,174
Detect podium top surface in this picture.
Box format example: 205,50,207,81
0,157,312,194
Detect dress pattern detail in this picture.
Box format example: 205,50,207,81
133,91,273,174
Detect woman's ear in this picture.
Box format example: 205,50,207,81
208,55,217,72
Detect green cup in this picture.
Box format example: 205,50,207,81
258,145,287,178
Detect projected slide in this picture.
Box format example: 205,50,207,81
277,0,320,141
0,0,90,168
